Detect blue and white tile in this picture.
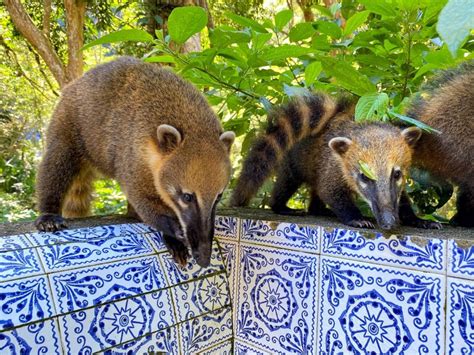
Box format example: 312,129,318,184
0,318,61,354
158,242,225,286
49,255,167,314
215,215,239,240
172,273,230,323
60,287,175,354
218,240,238,304
99,325,180,354
0,234,33,252
240,219,320,253
318,256,446,355
0,246,44,282
144,230,167,253
0,275,55,330
37,231,154,272
235,244,319,354
448,239,474,279
199,338,233,354
322,227,446,273
178,306,232,354
234,340,273,354
446,278,473,354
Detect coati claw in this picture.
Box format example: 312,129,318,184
416,220,443,229
163,233,190,267
35,214,67,232
347,219,375,229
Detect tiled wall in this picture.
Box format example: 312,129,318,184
0,214,472,354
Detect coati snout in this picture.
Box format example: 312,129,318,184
328,126,422,230
34,57,235,268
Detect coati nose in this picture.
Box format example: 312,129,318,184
379,211,397,230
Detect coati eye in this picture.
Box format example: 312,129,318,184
182,193,194,203
393,170,402,180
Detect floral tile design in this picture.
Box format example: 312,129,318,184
0,275,55,330
446,278,473,354
235,244,319,354
0,234,33,252
49,256,167,314
172,273,230,323
0,319,61,354
240,219,320,253
60,287,175,354
178,306,233,354
144,230,167,252
199,338,233,354
215,215,239,240
448,239,474,279
318,256,446,355
234,340,272,354
322,227,446,273
37,231,155,272
0,246,44,282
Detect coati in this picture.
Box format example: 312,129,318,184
403,61,474,227
230,93,441,230
35,57,235,267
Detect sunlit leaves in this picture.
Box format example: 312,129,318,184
82,29,153,50
168,6,208,44
437,0,473,56
355,93,389,121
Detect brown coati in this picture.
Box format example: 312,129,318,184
231,94,441,230
35,57,235,267
403,61,474,227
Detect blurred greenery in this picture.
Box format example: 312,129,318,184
1,0,472,222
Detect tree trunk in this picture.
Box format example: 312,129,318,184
64,0,86,81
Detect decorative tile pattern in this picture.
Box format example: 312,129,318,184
0,247,43,282
241,219,320,253
219,240,238,303
318,256,445,355
446,278,474,354
0,234,33,252
200,339,233,354
235,244,319,353
322,228,446,272
215,215,239,240
448,239,474,279
234,340,272,354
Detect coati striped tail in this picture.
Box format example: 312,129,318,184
61,165,95,218
230,93,337,207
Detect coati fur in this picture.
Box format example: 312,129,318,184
404,61,474,227
35,57,235,267
231,93,441,230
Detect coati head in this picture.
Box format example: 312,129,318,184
147,124,235,267
329,124,422,230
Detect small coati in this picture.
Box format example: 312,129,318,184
404,61,473,227
230,93,441,230
35,57,235,267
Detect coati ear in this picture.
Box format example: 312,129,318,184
220,131,235,153
329,137,353,155
401,127,422,147
156,124,182,153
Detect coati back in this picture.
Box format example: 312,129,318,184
405,61,474,227
35,57,235,267
230,93,338,206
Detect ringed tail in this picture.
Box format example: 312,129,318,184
229,92,339,207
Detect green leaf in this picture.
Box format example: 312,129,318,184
283,84,311,97
359,160,377,181
359,0,396,17
82,29,153,50
313,20,342,39
260,45,312,62
168,6,208,44
289,23,316,42
355,93,389,121
389,111,442,134
343,11,370,36
304,61,322,86
437,0,473,57
226,12,268,33
275,9,293,31
144,55,176,63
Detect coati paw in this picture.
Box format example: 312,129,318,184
413,219,443,229
163,234,190,267
346,219,375,229
35,214,67,232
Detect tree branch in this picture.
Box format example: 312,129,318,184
5,0,67,87
64,0,86,81
42,0,52,36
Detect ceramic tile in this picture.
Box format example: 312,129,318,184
215,215,239,240
0,318,61,354
0,246,44,282
318,256,446,355
0,234,33,252
322,227,446,273
49,256,167,314
172,273,230,323
144,230,167,253
446,278,473,354
158,242,225,286
448,239,474,279
60,287,175,354
0,275,55,330
240,219,320,253
199,338,233,354
178,306,233,354
218,240,238,304
235,244,319,354
234,340,272,354
37,231,154,272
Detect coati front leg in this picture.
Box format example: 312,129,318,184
308,190,335,217
450,184,474,227
270,160,306,216
399,192,442,229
